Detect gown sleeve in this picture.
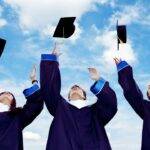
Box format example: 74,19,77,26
19,83,43,129
40,54,62,116
117,61,145,119
91,78,118,126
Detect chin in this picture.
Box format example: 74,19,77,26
70,92,81,100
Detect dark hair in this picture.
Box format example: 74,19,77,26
147,91,150,100
0,92,16,110
82,90,86,100
0,92,22,116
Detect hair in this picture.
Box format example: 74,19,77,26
0,92,22,116
147,91,150,100
82,90,86,100
0,92,16,111
68,86,87,100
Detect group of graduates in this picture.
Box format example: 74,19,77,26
0,46,150,150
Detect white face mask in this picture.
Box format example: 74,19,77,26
0,103,10,112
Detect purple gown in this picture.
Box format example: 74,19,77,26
40,54,118,150
117,61,150,150
0,84,43,150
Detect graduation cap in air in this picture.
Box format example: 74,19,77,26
116,21,127,50
0,38,6,57
53,17,76,38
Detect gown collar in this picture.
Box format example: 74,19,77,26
68,99,97,109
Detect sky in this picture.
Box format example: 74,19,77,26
0,0,150,149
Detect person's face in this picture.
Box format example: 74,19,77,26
0,92,13,107
68,85,86,101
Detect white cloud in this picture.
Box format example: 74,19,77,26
0,18,7,27
88,3,150,72
94,29,137,71
106,104,143,150
23,131,41,141
0,5,7,28
4,0,114,39
109,2,150,26
94,2,150,72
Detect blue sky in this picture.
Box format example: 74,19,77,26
0,0,150,149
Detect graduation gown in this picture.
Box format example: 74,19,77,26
0,84,43,150
117,61,150,150
40,54,117,150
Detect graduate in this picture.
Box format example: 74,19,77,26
0,66,43,150
114,58,150,150
40,47,118,150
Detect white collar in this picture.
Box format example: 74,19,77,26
68,99,97,109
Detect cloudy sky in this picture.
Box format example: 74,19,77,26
0,0,150,149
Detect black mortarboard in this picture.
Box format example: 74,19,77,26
53,17,76,38
117,21,127,50
0,38,6,57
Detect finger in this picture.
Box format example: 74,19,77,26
30,65,36,76
33,64,36,71
115,57,119,62
88,67,95,71
113,58,118,64
113,58,117,61
88,68,92,71
52,42,57,53
88,69,94,73
54,42,57,50
32,65,36,73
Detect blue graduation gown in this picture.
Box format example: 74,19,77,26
0,84,43,150
117,61,150,150
40,54,118,150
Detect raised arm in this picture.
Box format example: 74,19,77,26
89,68,117,126
40,49,62,116
115,59,145,119
19,66,43,129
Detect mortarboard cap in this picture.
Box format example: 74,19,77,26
0,38,6,57
53,17,76,38
117,21,127,50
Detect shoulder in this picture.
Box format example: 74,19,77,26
8,107,23,117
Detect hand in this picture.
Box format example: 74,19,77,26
30,65,37,83
113,57,122,65
88,68,100,81
51,42,62,57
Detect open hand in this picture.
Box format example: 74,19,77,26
113,57,122,65
52,42,62,57
30,65,37,83
88,68,100,81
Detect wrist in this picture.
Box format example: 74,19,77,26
95,76,100,81
92,76,100,81
41,54,58,61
